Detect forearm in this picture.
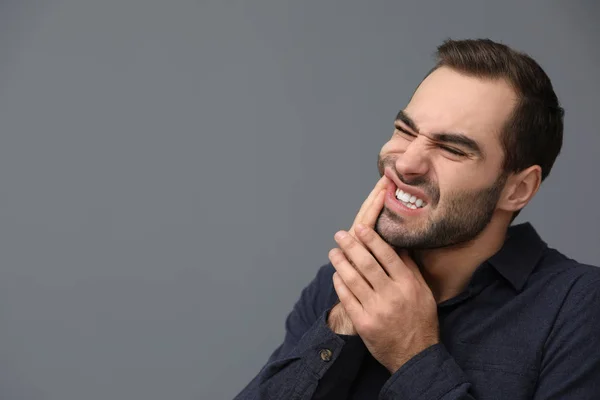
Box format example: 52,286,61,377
234,308,366,400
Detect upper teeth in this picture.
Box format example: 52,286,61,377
395,188,427,209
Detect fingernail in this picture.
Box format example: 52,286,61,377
334,231,348,240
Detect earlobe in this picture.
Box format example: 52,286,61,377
501,166,542,212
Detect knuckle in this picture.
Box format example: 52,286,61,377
360,227,375,241
328,248,342,262
345,271,359,287
381,250,397,266
360,258,378,275
357,318,375,334
342,239,357,252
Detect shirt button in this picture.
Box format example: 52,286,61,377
319,349,333,362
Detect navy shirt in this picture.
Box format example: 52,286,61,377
234,223,600,399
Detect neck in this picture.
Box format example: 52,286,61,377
411,213,511,304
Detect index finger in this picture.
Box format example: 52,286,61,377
354,176,390,229
354,176,386,217
345,176,390,279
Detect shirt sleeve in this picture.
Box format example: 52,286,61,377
379,270,600,400
233,263,368,400
378,343,475,400
532,271,600,399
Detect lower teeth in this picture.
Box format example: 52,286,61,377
397,198,418,209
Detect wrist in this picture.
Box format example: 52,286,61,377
327,304,357,335
385,340,440,374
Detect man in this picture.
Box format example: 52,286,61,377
234,39,600,399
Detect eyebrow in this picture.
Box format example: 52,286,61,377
394,110,484,158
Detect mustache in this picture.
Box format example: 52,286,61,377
378,156,440,206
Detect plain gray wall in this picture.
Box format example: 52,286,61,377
0,1,598,399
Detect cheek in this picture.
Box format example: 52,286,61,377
379,140,395,156
380,136,408,155
378,141,398,172
436,163,497,201
458,165,486,182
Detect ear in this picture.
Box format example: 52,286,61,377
498,165,542,213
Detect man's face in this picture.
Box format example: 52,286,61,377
376,67,517,249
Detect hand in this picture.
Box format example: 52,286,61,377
327,176,389,335
329,225,439,373
348,175,389,240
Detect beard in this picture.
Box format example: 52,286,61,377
375,170,507,250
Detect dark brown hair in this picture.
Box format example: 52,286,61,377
432,39,564,183
428,39,564,219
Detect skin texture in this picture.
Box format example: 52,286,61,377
327,66,543,373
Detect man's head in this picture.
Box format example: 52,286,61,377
376,39,564,250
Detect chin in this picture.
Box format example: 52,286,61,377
375,211,411,247
375,208,436,249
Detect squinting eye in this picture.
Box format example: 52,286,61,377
440,146,467,157
395,129,416,138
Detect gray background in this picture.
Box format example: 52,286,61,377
0,0,598,399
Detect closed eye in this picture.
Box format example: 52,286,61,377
439,145,467,157
395,127,416,138
396,127,467,157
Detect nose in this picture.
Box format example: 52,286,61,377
394,137,430,179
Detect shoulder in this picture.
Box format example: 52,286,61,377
531,246,600,286
534,247,600,309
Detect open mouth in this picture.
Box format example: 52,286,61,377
383,168,431,215
384,179,429,215
394,187,427,210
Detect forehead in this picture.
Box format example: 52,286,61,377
404,67,517,154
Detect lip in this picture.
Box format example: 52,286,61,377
383,167,430,204
384,184,427,216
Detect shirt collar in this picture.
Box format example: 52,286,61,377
486,222,547,292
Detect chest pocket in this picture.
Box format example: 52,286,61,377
449,342,539,400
